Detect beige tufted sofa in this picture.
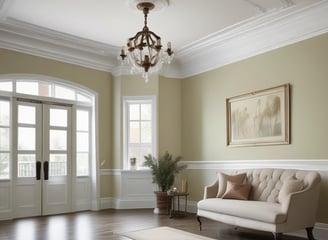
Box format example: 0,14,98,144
196,168,321,240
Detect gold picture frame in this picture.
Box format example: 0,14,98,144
226,84,290,147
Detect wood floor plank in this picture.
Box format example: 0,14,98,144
0,209,323,240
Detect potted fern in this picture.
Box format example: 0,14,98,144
143,151,186,214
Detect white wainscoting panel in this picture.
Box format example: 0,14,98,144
119,170,156,209
99,169,156,209
73,177,91,211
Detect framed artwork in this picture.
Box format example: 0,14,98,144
226,84,290,147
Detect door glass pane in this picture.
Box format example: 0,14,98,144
141,104,151,120
49,154,67,176
76,132,88,152
39,82,51,97
50,130,67,150
18,127,35,150
129,122,140,143
77,93,91,103
77,153,89,176
54,85,75,100
18,105,36,124
129,104,140,120
50,109,67,127
0,153,9,179
141,122,151,143
0,128,10,151
0,82,12,92
16,81,39,95
0,101,10,125
77,110,89,131
17,154,35,178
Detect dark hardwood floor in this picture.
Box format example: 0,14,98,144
0,209,323,240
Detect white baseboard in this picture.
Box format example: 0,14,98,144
100,197,116,209
100,197,155,210
117,198,156,209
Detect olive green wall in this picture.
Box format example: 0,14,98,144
182,33,328,160
158,76,182,157
180,33,328,223
0,48,112,198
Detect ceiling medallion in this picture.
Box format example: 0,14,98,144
119,0,173,83
126,0,169,11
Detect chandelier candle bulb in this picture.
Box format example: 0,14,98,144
167,41,171,49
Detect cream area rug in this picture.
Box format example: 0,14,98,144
122,226,216,240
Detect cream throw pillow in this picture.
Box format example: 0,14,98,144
222,181,251,200
278,177,304,203
216,172,246,198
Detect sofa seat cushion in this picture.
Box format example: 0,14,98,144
197,198,286,224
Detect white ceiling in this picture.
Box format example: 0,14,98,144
0,0,327,78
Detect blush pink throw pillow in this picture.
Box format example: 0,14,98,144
222,180,252,200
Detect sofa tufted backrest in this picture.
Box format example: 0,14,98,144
235,168,321,203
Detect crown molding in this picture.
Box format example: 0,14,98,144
174,0,328,78
0,1,328,78
0,18,118,72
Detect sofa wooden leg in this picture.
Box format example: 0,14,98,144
273,232,283,240
306,227,315,240
196,216,202,231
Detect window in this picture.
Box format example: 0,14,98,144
0,78,92,103
0,99,10,179
76,109,90,176
0,76,95,179
124,96,156,169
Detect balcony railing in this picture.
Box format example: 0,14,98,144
18,161,67,177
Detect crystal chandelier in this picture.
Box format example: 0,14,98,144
119,1,173,83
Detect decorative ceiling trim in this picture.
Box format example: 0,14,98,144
172,0,328,78
242,0,268,13
0,1,328,78
280,0,296,7
0,18,118,72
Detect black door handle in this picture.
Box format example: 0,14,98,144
43,161,49,180
36,161,41,180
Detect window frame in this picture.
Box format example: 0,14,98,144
75,107,92,177
123,96,157,170
0,98,11,180
0,75,96,179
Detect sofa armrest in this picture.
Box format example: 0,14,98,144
203,180,218,199
282,183,321,228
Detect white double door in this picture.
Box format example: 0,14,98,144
14,100,72,218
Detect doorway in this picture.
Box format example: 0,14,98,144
14,100,72,218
